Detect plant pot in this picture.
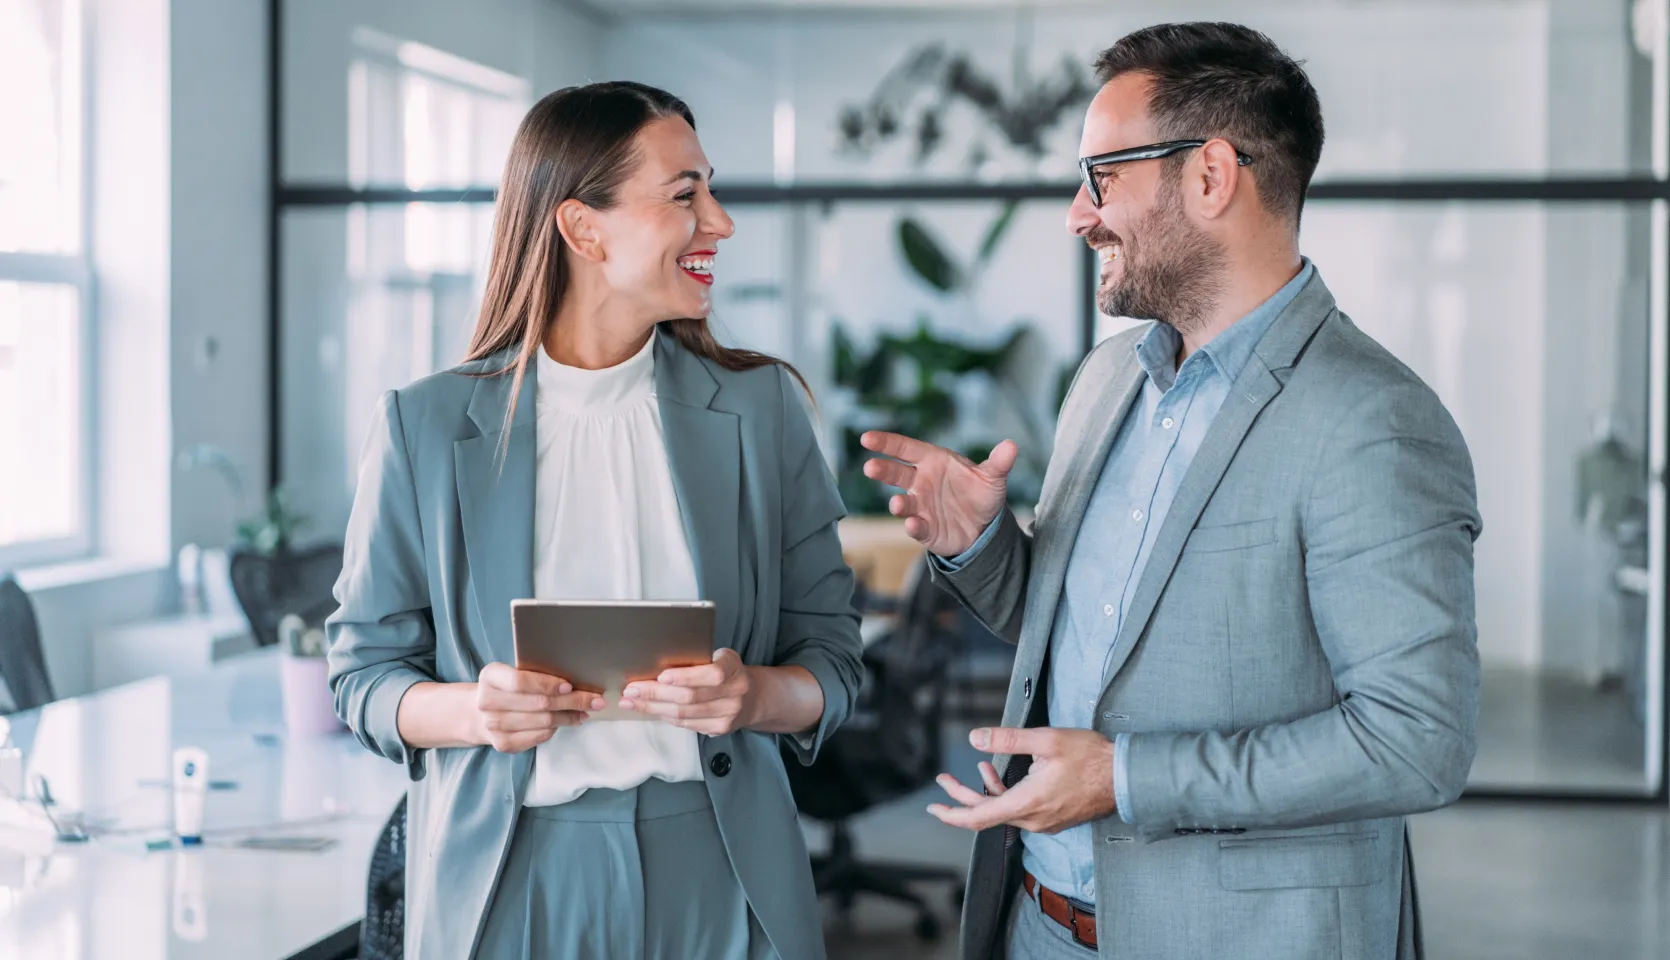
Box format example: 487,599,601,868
279,653,342,735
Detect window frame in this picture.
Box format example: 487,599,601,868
0,0,95,570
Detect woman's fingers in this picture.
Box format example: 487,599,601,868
480,662,571,695
626,698,737,721
485,709,586,734
479,686,602,714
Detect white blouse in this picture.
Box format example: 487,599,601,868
522,333,705,807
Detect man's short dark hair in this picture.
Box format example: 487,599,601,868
1094,23,1324,224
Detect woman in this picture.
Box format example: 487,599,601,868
327,81,863,960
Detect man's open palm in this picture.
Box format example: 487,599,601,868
860,431,1018,558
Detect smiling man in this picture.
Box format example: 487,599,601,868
861,22,1482,960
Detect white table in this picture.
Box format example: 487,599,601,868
0,649,410,960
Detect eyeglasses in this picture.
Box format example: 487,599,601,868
1078,140,1255,208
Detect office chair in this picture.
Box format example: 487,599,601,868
784,558,965,940
0,575,55,713
359,795,407,960
228,544,344,647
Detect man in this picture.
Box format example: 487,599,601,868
861,22,1480,960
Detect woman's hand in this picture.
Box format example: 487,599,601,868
472,662,604,753
620,648,755,736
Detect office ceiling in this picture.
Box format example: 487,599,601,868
572,0,1142,14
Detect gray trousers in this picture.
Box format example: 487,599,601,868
477,778,777,959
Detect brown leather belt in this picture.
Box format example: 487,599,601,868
1022,870,1098,949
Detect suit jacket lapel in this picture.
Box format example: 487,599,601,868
652,328,743,656
455,353,537,668
1099,275,1338,688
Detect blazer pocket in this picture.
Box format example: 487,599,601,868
1185,517,1277,554
1218,832,1381,890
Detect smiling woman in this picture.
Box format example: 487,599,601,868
461,83,808,443
326,80,862,960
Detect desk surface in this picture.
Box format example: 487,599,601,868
0,649,409,960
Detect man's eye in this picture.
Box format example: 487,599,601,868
676,191,696,203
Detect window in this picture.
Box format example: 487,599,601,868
279,34,525,536
0,0,91,567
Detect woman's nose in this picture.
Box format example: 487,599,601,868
703,196,736,241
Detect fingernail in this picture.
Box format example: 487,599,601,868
591,698,606,710
558,682,572,694
619,700,634,710
623,686,640,698
970,729,990,750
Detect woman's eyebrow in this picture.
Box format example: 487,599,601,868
661,167,715,186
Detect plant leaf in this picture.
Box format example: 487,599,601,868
831,323,861,387
976,199,1021,265
898,217,962,293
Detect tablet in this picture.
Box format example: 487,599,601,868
510,599,716,722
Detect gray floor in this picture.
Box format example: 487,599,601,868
815,728,1670,959
1470,666,1648,793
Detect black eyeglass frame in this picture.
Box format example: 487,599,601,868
1078,140,1255,207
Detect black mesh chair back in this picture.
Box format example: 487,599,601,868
865,559,960,792
359,794,407,960
0,575,55,713
228,544,345,646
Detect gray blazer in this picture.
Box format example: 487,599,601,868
326,327,863,960
937,273,1481,960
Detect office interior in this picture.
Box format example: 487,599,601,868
1,0,1668,957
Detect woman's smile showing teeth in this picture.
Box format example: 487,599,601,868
678,251,716,286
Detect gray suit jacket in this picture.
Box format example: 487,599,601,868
326,326,863,960
937,272,1481,960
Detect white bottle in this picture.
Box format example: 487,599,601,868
172,747,209,844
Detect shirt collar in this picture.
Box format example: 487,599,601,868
1134,259,1315,391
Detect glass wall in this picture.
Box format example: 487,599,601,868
277,0,1669,798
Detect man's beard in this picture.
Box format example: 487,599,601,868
1092,177,1227,336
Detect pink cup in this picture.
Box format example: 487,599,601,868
279,654,344,735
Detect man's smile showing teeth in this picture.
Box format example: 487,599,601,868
1097,244,1122,271
678,252,716,286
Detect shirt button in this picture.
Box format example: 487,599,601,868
1132,509,1144,522
1162,417,1174,429
1102,604,1114,617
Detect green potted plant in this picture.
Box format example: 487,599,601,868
176,445,342,647
830,201,1072,515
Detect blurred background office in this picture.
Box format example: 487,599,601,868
2,0,1669,957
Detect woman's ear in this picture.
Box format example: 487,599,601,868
555,198,605,263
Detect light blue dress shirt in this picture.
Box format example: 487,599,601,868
940,261,1314,904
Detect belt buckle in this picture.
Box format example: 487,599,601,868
1065,900,1093,948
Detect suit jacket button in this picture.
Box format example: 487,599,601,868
710,753,732,777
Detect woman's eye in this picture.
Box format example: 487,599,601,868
676,191,696,203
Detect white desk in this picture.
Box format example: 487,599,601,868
0,649,410,960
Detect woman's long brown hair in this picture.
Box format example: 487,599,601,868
463,81,807,446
